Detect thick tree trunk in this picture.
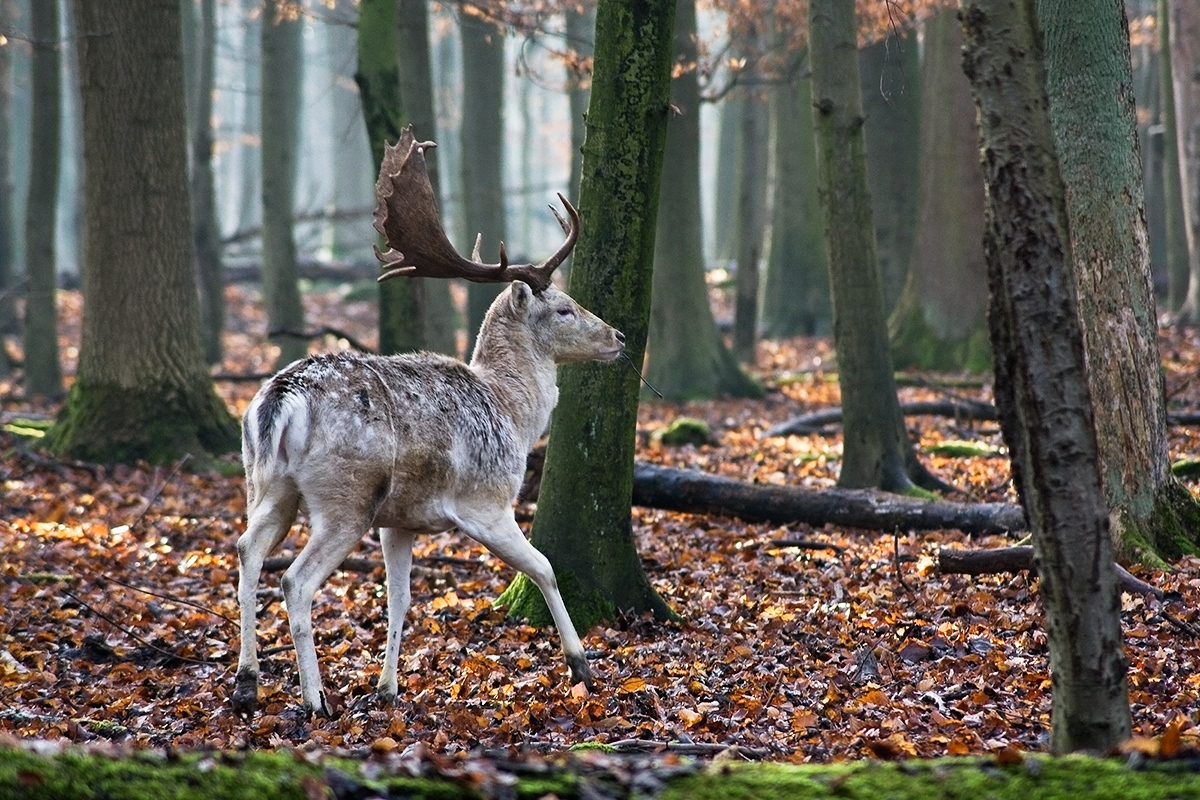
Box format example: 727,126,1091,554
962,0,1131,753
48,0,239,466
191,0,223,366
808,0,925,493
860,28,920,314
887,10,991,374
1039,0,1200,566
643,0,759,402
398,0,457,355
459,7,506,357
24,0,63,398
261,1,307,367
357,0,423,355
497,0,678,630
761,53,830,338
631,463,1026,535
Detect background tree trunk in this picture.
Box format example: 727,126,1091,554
961,0,1131,753
497,0,678,630
24,0,63,398
564,0,594,235
326,0,375,261
1159,0,1191,314
459,7,506,357
761,53,830,338
191,0,223,366
398,0,457,355
1039,0,1200,565
644,0,759,401
260,1,307,367
48,0,239,466
1171,0,1200,320
887,9,991,374
0,0,18,365
357,0,423,355
860,27,920,314
711,94,742,266
808,0,924,492
732,77,770,363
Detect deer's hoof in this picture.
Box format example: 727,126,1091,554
376,686,398,706
567,653,596,692
231,669,259,719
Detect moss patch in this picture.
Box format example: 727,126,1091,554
889,304,992,374
496,570,619,633
1110,479,1200,568
654,417,715,447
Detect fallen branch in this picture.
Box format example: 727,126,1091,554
631,463,1027,535
937,545,1164,599
765,399,999,437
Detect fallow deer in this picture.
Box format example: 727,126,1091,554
232,126,623,718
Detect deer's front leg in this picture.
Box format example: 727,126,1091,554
376,527,415,702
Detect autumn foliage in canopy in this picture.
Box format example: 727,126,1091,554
3,286,1200,759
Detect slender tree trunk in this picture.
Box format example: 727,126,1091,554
1038,0,1200,565
398,0,457,355
1171,0,1200,320
24,0,63,398
48,0,239,466
459,6,506,357
808,0,925,492
961,0,1131,753
326,0,374,261
711,94,742,265
644,0,759,401
497,0,678,630
192,0,223,365
860,28,920,313
564,0,594,225
236,0,261,237
261,1,307,367
1160,0,1191,313
732,76,770,363
887,10,991,373
0,0,17,357
761,53,830,338
357,0,423,355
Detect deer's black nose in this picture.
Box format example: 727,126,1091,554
615,330,626,345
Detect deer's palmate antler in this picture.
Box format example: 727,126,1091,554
373,125,578,293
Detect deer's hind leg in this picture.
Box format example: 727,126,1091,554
376,527,415,702
233,481,300,718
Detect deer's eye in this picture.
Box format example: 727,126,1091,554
555,306,576,319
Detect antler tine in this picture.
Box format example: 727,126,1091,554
373,125,578,293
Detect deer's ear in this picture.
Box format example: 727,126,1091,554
509,282,533,317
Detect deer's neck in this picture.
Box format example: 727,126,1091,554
470,332,558,452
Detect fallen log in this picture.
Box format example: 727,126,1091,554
937,545,1163,599
631,463,1027,535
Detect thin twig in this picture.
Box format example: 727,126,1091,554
126,453,191,534
98,574,238,627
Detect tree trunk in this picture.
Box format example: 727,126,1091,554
357,0,423,355
643,0,759,402
564,0,594,230
496,0,678,630
0,0,17,357
860,28,921,314
48,0,239,467
459,7,506,357
326,0,375,262
1159,0,1191,314
732,75,770,363
235,0,261,238
398,0,457,355
711,94,742,266
808,0,925,493
24,0,63,398
887,10,991,374
261,1,307,367
191,0,223,366
1038,0,1200,566
761,52,830,338
961,0,1131,753
1171,0,1200,321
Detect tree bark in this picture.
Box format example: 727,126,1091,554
191,0,223,366
761,52,830,338
1171,0,1200,321
24,0,63,398
0,0,18,355
357,0,424,355
261,1,308,367
564,0,595,236
808,0,926,493
732,77,769,364
497,0,678,629
459,6,506,357
326,0,375,262
631,463,1026,535
961,0,1131,753
643,0,759,402
48,0,239,466
1160,0,1192,314
1038,0,1200,566
887,10,991,374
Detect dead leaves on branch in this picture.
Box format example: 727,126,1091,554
3,286,1200,760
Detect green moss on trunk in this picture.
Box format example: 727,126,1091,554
45,380,239,467
889,303,992,374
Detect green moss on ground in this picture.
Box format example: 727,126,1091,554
654,417,714,447
495,570,618,633
6,747,1200,800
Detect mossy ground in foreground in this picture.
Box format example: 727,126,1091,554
4,745,1200,800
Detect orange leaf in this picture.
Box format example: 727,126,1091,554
1161,719,1183,759
618,676,647,694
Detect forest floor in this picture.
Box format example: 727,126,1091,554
3,283,1200,763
